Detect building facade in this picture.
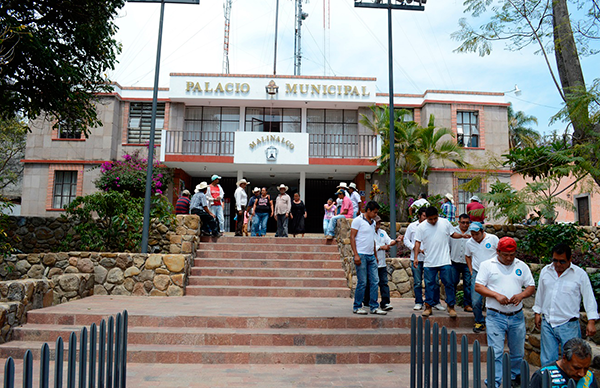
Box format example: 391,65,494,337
21,73,514,232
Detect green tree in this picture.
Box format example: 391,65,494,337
0,117,26,191
507,104,540,149
0,0,125,134
452,0,600,188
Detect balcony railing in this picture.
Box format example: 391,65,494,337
163,130,378,159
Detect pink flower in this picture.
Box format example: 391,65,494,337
156,189,163,194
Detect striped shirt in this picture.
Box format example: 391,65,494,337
441,202,456,222
175,196,191,214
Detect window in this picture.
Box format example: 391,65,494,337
183,106,239,155
53,171,78,209
57,121,82,139
396,108,414,122
457,111,479,148
307,109,359,157
457,178,481,216
245,108,300,132
127,102,165,144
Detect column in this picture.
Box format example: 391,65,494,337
299,171,306,202
237,170,244,181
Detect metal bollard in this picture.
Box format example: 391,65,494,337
107,316,114,388
520,360,529,388
99,320,106,388
23,349,33,388
502,353,510,388
486,346,495,388
114,313,122,388
40,343,50,388
67,332,77,388
121,310,128,388
472,340,481,388
89,323,97,388
411,314,416,388
432,323,439,388
4,357,15,388
79,327,87,388
450,331,457,388
55,337,64,388
441,327,448,388
425,319,431,388
417,317,423,388
461,335,468,388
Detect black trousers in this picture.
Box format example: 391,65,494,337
191,208,219,236
235,205,246,236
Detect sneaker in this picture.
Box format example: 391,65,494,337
326,235,334,240
448,306,458,318
413,303,423,311
511,375,521,388
464,306,473,312
433,304,446,311
370,308,387,315
382,304,394,311
422,305,433,317
473,323,486,333
353,308,368,315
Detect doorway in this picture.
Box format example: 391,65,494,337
576,196,590,226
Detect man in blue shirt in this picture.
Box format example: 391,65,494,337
440,193,456,222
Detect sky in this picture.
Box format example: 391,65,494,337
108,0,600,136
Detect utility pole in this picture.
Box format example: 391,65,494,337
273,0,280,75
294,0,308,75
354,0,425,257
223,0,232,74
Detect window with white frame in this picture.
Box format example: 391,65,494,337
457,178,481,216
57,120,83,139
457,111,479,148
127,102,165,144
245,108,301,132
53,171,78,209
183,106,239,155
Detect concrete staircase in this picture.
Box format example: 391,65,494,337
187,236,350,298
0,236,486,366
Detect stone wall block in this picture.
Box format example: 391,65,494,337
153,275,170,291
106,268,124,284
58,274,79,292
166,285,183,296
132,283,147,296
133,254,147,268
94,285,108,295
391,269,409,284
171,274,184,287
26,254,41,264
42,254,57,266
27,265,44,279
76,259,94,274
116,254,133,270
140,270,154,282
146,255,163,270
124,267,140,278
163,255,185,273
124,278,135,292
94,266,108,284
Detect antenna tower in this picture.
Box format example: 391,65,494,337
222,0,232,74
294,0,308,75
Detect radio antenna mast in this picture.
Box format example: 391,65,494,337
223,0,232,74
294,0,308,75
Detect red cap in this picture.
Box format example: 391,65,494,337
497,237,517,252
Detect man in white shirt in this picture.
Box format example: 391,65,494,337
363,216,396,311
409,193,430,218
234,179,250,236
404,207,440,310
450,214,472,312
351,201,387,315
465,222,499,333
533,243,599,367
348,183,362,217
475,237,535,388
413,207,469,318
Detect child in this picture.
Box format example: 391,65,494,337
242,208,250,236
363,216,396,311
323,198,336,235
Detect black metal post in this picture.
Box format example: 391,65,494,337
273,0,280,75
4,357,14,388
140,0,166,253
89,323,97,388
461,336,468,388
79,327,88,388
432,323,439,388
386,0,397,255
425,319,430,388
55,337,64,388
411,314,416,388
473,340,481,388
441,327,448,388
23,350,33,388
40,343,50,388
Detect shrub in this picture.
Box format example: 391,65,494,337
0,197,16,258
518,223,587,264
94,148,172,198
62,190,175,252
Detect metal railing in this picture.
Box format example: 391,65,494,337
163,130,235,156
3,310,128,388
308,133,378,158
409,314,577,388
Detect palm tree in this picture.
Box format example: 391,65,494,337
508,104,540,149
412,115,468,190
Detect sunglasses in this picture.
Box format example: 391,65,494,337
459,221,471,224
553,258,569,265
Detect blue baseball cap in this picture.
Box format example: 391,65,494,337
468,222,484,232
210,174,221,181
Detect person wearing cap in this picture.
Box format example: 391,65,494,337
413,206,470,318
465,221,499,333
189,182,219,237
533,243,598,367
404,207,441,310
440,193,456,222
247,187,261,236
274,184,292,237
325,189,354,240
234,179,250,237
208,175,225,234
467,195,486,223
449,214,472,312
529,337,598,388
335,183,349,215
348,183,362,218
351,200,387,315
175,189,191,215
363,215,396,311
475,237,535,388
409,193,430,217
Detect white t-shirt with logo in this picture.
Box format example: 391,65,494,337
465,233,499,272
414,218,455,268
475,257,535,313
351,215,376,255
375,229,393,268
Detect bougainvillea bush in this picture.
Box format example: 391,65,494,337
94,149,172,198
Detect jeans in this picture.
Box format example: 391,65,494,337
353,208,358,218
451,262,472,307
326,214,347,236
323,218,331,235
276,214,288,237
354,254,379,311
485,309,526,388
412,261,440,305
471,270,485,324
424,265,455,307
540,317,581,367
252,213,269,236
364,266,391,308
210,205,224,232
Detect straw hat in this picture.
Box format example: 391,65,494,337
252,187,260,193
445,193,454,202
195,182,208,193
337,182,348,189
236,179,250,186
348,182,357,190
278,184,288,191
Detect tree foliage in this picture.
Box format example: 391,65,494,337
507,104,540,149
0,117,26,191
0,0,125,134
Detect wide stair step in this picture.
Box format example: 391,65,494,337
193,258,341,268
185,285,350,297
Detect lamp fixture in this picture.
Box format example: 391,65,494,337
504,84,522,96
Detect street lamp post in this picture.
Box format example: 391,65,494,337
354,0,425,257
126,0,200,253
